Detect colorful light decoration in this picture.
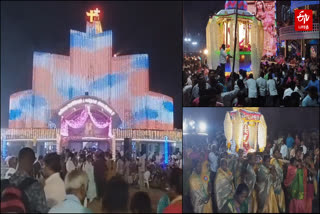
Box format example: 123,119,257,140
61,105,112,137
224,107,267,154
8,10,174,131
164,136,168,165
2,136,7,159
58,98,115,116
86,8,100,23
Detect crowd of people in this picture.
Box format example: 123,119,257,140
1,147,182,213
183,129,320,213
183,52,320,107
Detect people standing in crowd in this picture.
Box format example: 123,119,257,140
49,170,91,213
256,155,279,213
208,144,218,212
123,156,131,184
43,152,66,208
266,74,278,106
93,150,107,199
4,156,17,179
66,152,76,173
183,55,319,107
270,150,286,212
286,133,295,156
219,44,233,80
33,155,44,180
302,86,319,107
220,183,249,213
215,158,235,212
163,168,183,213
138,153,146,190
3,147,48,213
243,153,258,213
82,154,97,203
246,74,258,106
304,73,320,93
284,158,307,213
257,72,267,106
189,159,211,213
304,152,317,213
230,149,245,190
102,176,129,213
130,191,152,213
116,153,125,177
301,140,307,155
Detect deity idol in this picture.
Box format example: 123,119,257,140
263,1,277,56
255,1,265,20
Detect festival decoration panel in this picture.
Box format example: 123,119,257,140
247,1,277,56
9,90,35,128
132,92,174,130
32,52,70,111
8,19,174,131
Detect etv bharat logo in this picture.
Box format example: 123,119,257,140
295,10,313,31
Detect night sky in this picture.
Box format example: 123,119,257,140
183,1,225,51
1,1,182,128
183,107,320,141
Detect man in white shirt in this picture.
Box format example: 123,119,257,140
43,153,66,208
283,81,295,100
294,79,305,100
300,141,307,155
49,170,91,213
138,153,146,190
219,44,232,79
66,153,76,173
4,156,17,179
256,72,267,106
280,140,288,159
246,74,258,106
116,155,124,176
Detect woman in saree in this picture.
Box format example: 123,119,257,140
256,155,279,213
303,153,317,213
270,149,286,212
200,154,213,213
243,153,258,213
284,158,307,213
231,149,245,190
215,158,235,212
189,159,212,213
220,183,249,213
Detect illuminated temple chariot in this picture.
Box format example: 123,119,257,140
1,8,181,160
224,107,267,154
206,0,264,78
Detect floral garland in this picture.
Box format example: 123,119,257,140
60,105,112,137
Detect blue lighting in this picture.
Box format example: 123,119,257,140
134,108,159,121
2,138,7,159
9,109,22,120
164,136,168,165
131,55,149,69
163,101,174,112
89,73,126,89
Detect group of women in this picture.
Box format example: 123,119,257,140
186,146,318,213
